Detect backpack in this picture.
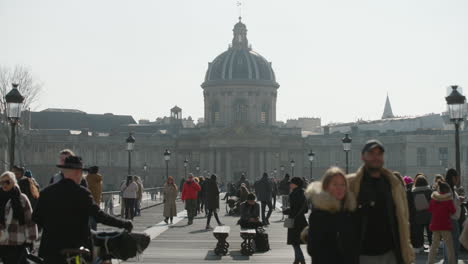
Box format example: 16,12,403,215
414,193,429,211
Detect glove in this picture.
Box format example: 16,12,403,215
24,242,33,252
122,220,133,232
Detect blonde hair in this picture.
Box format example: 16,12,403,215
321,167,347,191
59,149,75,156
0,171,17,186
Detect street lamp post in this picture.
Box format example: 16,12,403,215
446,85,466,182
280,165,285,177
195,165,200,177
183,158,188,178
126,133,135,175
290,159,295,177
308,150,315,181
5,84,24,170
163,149,171,180
273,168,277,179
143,162,148,182
342,134,352,174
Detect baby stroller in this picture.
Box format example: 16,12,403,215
225,195,240,216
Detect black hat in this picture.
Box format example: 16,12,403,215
361,139,385,154
57,155,87,170
290,177,304,188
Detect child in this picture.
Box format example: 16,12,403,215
427,181,456,264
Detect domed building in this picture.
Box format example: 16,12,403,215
201,18,279,127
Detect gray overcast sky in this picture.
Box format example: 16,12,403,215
1,0,467,124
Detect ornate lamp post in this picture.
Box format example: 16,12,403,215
290,159,295,177
126,133,135,175
280,165,285,177
183,158,189,178
195,165,200,177
446,85,466,182
308,150,315,181
163,149,171,179
342,133,352,174
5,84,24,169
143,162,148,182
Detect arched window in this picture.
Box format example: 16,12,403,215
261,104,269,124
234,100,248,122
211,102,220,124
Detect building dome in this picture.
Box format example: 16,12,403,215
202,18,279,88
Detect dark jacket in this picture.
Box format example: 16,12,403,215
411,185,432,225
204,179,220,210
254,176,272,202
284,187,308,245
278,177,290,196
239,201,260,222
306,182,359,264
32,178,128,262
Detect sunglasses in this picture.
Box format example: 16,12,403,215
0,180,11,185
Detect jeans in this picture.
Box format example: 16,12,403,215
292,244,305,261
261,200,273,223
124,198,136,220
444,219,460,263
185,199,197,220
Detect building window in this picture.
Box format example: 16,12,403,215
211,102,220,124
261,104,269,124
417,147,427,167
234,102,248,122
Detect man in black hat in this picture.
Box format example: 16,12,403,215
33,155,133,263
347,139,413,264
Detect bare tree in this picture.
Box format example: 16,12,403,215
0,65,43,167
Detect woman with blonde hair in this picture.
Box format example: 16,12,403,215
305,167,358,264
163,176,178,224
0,171,38,263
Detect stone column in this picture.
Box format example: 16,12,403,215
249,151,255,183
266,151,272,174
226,151,232,183
259,150,265,174
209,150,215,174
216,150,222,175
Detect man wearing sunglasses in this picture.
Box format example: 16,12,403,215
33,155,133,263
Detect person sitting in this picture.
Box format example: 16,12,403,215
238,193,263,229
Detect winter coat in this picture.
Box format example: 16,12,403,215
0,193,38,246
254,176,272,202
136,180,144,200
284,187,308,245
86,173,103,204
347,166,414,264
428,191,456,231
278,177,290,196
32,178,128,262
305,182,359,264
239,201,260,222
239,185,249,203
120,181,138,199
181,181,201,201
163,184,178,217
411,185,432,225
204,179,220,210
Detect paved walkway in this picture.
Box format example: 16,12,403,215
99,199,468,264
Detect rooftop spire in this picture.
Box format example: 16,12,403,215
382,94,395,119
232,17,248,49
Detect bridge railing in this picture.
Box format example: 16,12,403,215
100,187,165,216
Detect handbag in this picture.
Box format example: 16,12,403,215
459,219,468,249
283,201,307,229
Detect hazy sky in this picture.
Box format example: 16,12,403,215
1,0,467,124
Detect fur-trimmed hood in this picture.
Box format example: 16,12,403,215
431,191,452,201
305,182,357,213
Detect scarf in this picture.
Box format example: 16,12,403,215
0,187,25,226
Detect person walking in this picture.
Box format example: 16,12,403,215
279,173,291,212
271,177,278,210
163,176,178,224
205,174,223,229
305,167,359,264
410,174,433,252
0,171,38,264
86,166,102,230
11,166,40,210
254,172,273,225
134,176,144,217
283,177,308,264
32,155,132,263
427,181,456,264
181,174,201,225
444,168,462,262
120,176,138,220
197,176,206,215
348,139,414,264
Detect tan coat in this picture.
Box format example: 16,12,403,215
86,173,102,204
347,166,414,264
163,184,178,217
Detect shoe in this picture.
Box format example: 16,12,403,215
188,219,193,225
218,223,224,226
164,218,168,224
206,225,213,230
